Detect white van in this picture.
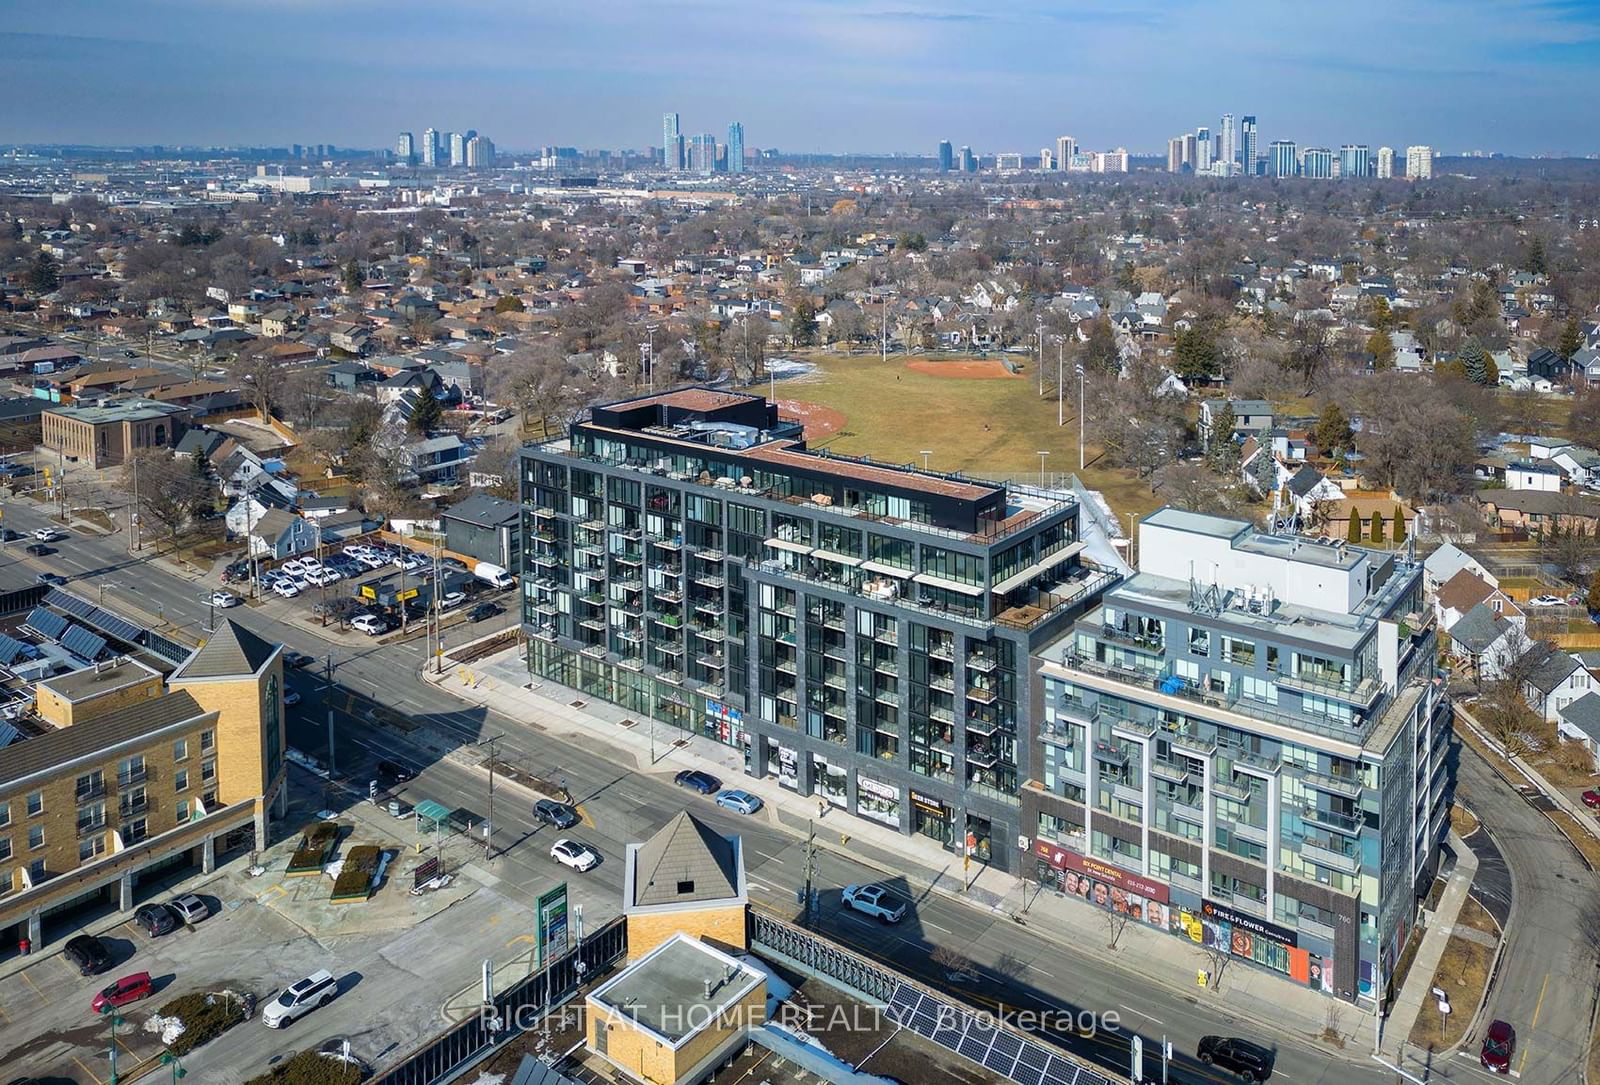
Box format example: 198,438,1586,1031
474,562,515,590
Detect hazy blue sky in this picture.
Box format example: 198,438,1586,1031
4,0,1599,154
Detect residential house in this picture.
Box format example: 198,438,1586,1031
1527,347,1573,386
1551,446,1600,491
1322,498,1419,544
1286,465,1344,522
1434,568,1522,634
1423,542,1496,595
442,493,520,569
1556,693,1600,771
1446,602,1520,680
1519,644,1594,724
244,508,318,560
402,434,470,485
1199,399,1272,445
1478,490,1600,535
1505,459,1563,492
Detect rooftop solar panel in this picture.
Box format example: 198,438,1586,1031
26,608,68,641
0,634,28,666
44,590,95,619
87,607,144,644
61,624,108,661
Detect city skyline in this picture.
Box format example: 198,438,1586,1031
4,1,1600,153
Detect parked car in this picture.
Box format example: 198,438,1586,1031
674,770,721,794
280,559,308,576
549,839,601,872
1527,594,1565,607
1197,1036,1274,1083
399,553,429,573
261,970,338,1028
283,690,302,707
1584,790,1600,809
208,590,241,608
467,602,502,622
1480,1020,1515,1074
533,799,578,828
36,573,67,586
354,552,387,570
91,972,152,1013
351,614,386,636
438,591,467,611
272,580,301,599
715,789,764,815
285,651,315,670
168,894,209,924
376,759,413,785
64,935,112,976
841,883,908,924
307,569,342,587
25,543,54,556
134,903,178,937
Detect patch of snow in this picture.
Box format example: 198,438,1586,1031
144,1014,186,1046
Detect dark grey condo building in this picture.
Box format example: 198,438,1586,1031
518,388,1117,870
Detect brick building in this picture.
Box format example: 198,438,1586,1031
41,398,189,468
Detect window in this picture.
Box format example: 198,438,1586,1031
174,770,189,794
79,836,106,862
173,738,189,762
201,760,217,783
124,819,148,845
1240,675,1278,704
200,730,215,752
117,754,145,788
1188,627,1211,656
27,825,44,850
176,799,191,823
0,802,8,828
26,792,42,818
1221,637,1256,666
0,837,10,862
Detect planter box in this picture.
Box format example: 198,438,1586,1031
286,821,342,877
330,845,383,903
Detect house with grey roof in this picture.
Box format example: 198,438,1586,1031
1519,643,1594,724
1557,692,1600,771
1447,602,1520,681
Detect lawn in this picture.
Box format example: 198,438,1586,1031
760,352,1167,523
1408,933,1495,1052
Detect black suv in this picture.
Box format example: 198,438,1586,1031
134,903,177,937
1198,1036,1273,1083
64,934,112,976
533,799,579,828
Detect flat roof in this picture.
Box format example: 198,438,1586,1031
37,657,161,703
45,398,186,424
590,934,763,1045
1143,507,1248,540
608,388,760,413
743,442,996,502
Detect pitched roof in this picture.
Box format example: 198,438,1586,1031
1287,464,1327,499
171,619,279,680
1437,568,1497,615
630,810,740,908
1522,643,1583,693
1560,692,1600,743
1449,602,1511,653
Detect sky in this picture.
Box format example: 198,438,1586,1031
3,0,1600,155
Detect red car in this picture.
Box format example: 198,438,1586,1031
1583,790,1600,809
91,972,152,1014
1480,1019,1515,1074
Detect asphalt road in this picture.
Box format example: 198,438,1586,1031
0,503,1561,1085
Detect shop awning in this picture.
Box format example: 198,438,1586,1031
912,572,985,597
861,560,912,578
765,537,813,555
813,549,863,567
991,540,1087,595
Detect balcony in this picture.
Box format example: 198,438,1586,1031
930,705,956,725
966,743,1001,769
649,612,683,628
1279,670,1382,708
929,674,956,694
1300,804,1363,835
75,781,107,803
967,654,999,674
116,767,149,788
693,600,725,617
531,552,560,568
1150,758,1190,785
118,795,149,817
1299,840,1362,875
655,641,684,657
1092,740,1127,766
1302,770,1364,799
651,537,682,552
693,625,723,642
694,549,724,563
929,640,956,662
693,574,726,590
1099,623,1166,655
966,686,998,705
655,589,683,605
965,780,1020,807
874,688,904,707
697,654,726,670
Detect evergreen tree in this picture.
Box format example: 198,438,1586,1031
1368,295,1395,331
788,297,818,347
26,251,59,294
1313,402,1353,459
343,260,363,294
1346,510,1363,542
1459,338,1492,385
1369,510,1385,544
1173,326,1219,382
1587,570,1600,615
409,383,443,434
1251,448,1277,494
1524,236,1547,276
1366,329,1395,369
1207,400,1236,451
1392,503,1407,544
1560,314,1583,360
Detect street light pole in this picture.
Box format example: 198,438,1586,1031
324,655,336,776
1036,319,1044,396
1078,363,1086,470
1057,340,1064,427
1037,449,1049,485
479,733,503,858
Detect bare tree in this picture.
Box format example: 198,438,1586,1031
1200,945,1231,991
1104,908,1130,950
1477,624,1545,758
121,450,207,551
930,944,978,982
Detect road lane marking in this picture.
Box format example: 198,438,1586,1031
1517,972,1548,1078
1117,1003,1166,1027
21,967,51,1001
922,919,954,935
72,1055,104,1085
1028,963,1055,978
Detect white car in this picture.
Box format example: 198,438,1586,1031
168,894,209,924
208,590,241,608
1527,594,1565,607
438,591,467,610
261,970,337,1028
549,839,600,872
272,580,301,599
355,552,388,570
343,545,374,561
31,528,60,542
400,554,429,573
840,883,908,924
307,569,341,587
280,559,308,577
283,690,301,706
351,614,386,636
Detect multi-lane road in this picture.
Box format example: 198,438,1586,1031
1,499,1588,1084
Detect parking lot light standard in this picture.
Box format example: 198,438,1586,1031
98,1003,123,1085
159,1053,186,1083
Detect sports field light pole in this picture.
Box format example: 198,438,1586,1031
1036,318,1044,396
1056,338,1065,427
1037,450,1049,486
1077,363,1086,470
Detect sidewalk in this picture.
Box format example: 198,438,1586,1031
423,643,1378,1055
1381,832,1481,1062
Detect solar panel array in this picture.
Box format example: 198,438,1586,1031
0,720,18,748
43,590,145,644
26,607,68,641
0,634,28,667
61,624,108,661
884,984,1113,1085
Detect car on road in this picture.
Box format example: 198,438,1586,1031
272,579,301,599
376,759,413,785
1584,789,1600,809
283,690,302,706
168,894,209,924
134,903,178,937
0,528,24,541
208,590,241,608
715,789,763,815
91,972,153,1013
36,573,68,586
64,935,112,976
262,969,338,1029
31,528,60,542
1480,1020,1515,1074
549,839,601,872
351,613,387,636
467,602,502,622
533,799,578,828
285,651,315,670
1197,1036,1274,1083
674,770,722,794
841,883,908,924
25,543,54,556
1527,594,1565,607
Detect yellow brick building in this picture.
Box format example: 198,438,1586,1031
623,811,748,961
0,621,286,951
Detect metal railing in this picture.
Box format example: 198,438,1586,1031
748,909,901,1002
368,916,626,1085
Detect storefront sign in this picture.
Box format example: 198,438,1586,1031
778,745,798,788
910,790,947,814
1033,841,1170,903
1201,898,1298,948
857,776,901,828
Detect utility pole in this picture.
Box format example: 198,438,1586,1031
479,734,503,858
324,655,337,776
1077,363,1086,470
433,536,445,674
128,453,139,554
802,818,817,928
